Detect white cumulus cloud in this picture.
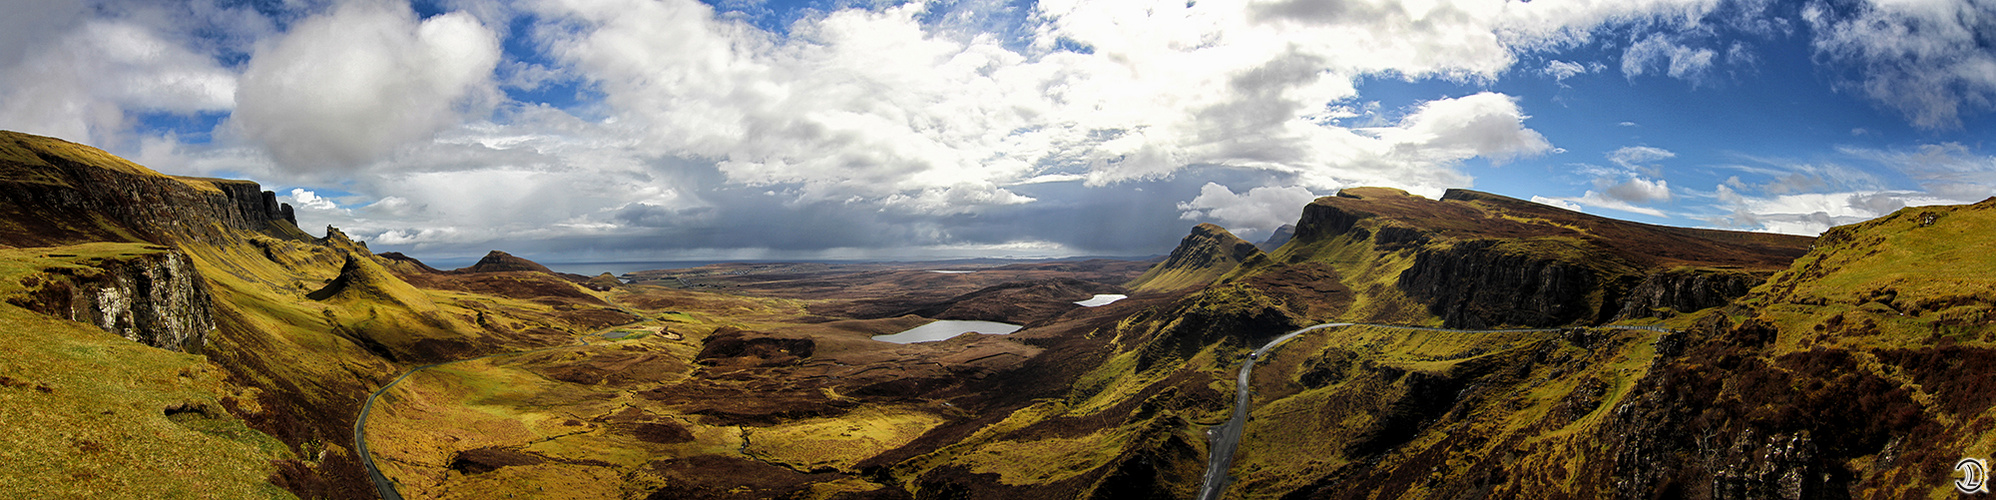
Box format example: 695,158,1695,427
1604,176,1672,203
234,1,501,170
0,17,237,146
1177,183,1321,238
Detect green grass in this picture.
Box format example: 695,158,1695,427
1241,222,1434,325
0,131,172,188
961,427,1134,486
1227,326,1663,498
0,247,297,499
1748,202,1996,350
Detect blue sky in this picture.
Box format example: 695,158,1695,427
2,0,1994,263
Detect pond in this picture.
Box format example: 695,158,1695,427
872,320,1023,344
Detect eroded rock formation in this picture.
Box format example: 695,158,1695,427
7,249,216,352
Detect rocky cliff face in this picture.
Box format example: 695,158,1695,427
8,249,216,352
1614,269,1764,319
1396,240,1607,328
0,131,300,246
1293,192,1374,242
1274,187,1805,328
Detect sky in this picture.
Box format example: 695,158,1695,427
2,0,1995,264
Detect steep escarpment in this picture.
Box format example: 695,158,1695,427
1396,239,1619,328
1128,223,1265,292
1614,268,1765,319
7,244,215,352
0,132,382,497
0,131,302,247
1278,187,1809,328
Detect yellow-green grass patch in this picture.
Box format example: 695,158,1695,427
0,305,295,498
742,406,946,471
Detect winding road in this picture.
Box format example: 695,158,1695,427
1193,322,1674,500
354,323,643,499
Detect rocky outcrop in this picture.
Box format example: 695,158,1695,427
1397,240,1602,328
1124,284,1296,371
695,326,816,367
1615,269,1763,319
1127,223,1265,292
1294,194,1373,242
213,180,297,228
0,131,301,246
7,250,215,352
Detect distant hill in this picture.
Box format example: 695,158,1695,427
459,250,557,274
1256,224,1295,252
1126,223,1265,292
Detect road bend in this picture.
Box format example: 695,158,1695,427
356,315,647,499
1194,323,1672,500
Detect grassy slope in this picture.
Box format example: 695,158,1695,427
1731,200,1996,499
1129,224,1265,293
1232,325,1663,498
1749,200,1996,350
0,244,294,499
